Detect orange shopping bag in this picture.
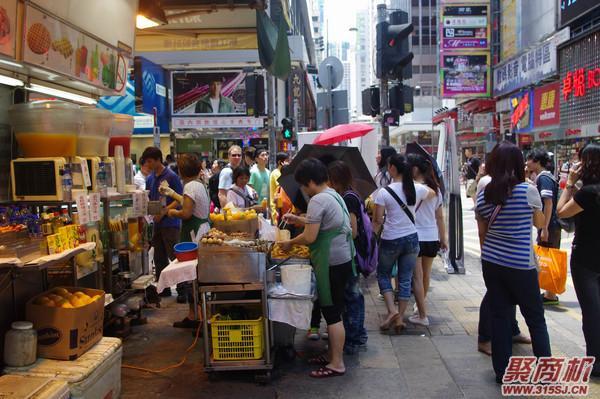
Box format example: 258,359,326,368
534,245,568,295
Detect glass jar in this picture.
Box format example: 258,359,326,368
3,321,37,367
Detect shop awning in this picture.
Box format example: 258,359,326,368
462,99,495,114
433,109,457,125
256,10,291,80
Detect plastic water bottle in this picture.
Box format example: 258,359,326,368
97,162,107,197
62,166,73,202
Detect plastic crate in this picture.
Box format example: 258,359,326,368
210,315,264,360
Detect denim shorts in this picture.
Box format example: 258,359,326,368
377,233,420,300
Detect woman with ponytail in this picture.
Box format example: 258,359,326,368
372,154,436,333
406,154,447,327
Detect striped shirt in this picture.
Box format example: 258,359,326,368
476,182,542,270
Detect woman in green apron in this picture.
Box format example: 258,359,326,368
279,158,355,378
160,154,211,329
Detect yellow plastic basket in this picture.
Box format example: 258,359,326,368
210,315,264,361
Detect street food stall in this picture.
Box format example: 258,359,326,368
156,210,314,383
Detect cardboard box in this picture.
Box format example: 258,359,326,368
212,218,259,236
26,287,105,361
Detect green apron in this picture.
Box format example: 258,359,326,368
180,215,209,242
308,191,356,307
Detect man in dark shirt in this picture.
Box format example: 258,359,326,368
143,147,184,298
527,149,561,305
208,160,227,209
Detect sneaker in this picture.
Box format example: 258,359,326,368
541,293,559,306
307,328,320,341
320,331,329,340
408,314,430,326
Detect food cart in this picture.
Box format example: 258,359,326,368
157,214,314,383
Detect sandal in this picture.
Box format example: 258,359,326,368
309,366,346,378
380,313,400,331
307,354,329,365
393,318,405,334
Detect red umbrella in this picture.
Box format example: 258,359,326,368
313,123,374,145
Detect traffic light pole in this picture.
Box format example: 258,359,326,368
377,4,390,146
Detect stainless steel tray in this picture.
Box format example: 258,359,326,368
197,246,266,284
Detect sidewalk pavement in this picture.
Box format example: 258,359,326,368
121,250,600,399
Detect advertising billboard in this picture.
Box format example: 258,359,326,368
441,4,490,50
500,0,520,60
441,53,491,97
171,70,248,115
135,57,169,133
560,0,600,28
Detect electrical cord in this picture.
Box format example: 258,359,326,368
121,322,203,374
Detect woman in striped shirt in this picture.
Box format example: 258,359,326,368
475,141,551,383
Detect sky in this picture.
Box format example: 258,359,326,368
323,0,363,42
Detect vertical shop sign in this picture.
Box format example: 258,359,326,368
533,82,560,127
510,89,534,133
441,4,490,50
440,1,491,99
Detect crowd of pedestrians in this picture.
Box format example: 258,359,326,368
137,140,599,383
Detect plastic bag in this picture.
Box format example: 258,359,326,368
258,214,277,241
535,245,567,294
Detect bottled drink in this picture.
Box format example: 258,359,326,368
62,166,73,202
97,162,107,197
51,212,62,234
60,209,72,225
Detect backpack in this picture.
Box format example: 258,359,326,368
343,190,378,277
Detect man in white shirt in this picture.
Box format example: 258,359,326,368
218,145,243,208
134,159,151,190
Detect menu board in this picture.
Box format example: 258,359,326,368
0,0,17,58
22,4,120,92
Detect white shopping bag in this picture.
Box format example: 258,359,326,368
258,214,277,241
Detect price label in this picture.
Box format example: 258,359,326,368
89,193,101,222
132,192,143,217
75,193,90,225
80,159,92,188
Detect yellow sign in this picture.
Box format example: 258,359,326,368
136,33,257,52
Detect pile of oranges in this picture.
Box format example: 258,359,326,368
34,287,101,308
209,209,258,222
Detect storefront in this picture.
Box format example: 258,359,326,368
558,28,600,166
455,99,496,157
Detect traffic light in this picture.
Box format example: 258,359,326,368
361,86,380,117
376,11,413,79
281,117,294,140
389,84,414,116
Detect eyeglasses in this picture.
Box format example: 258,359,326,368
230,154,242,157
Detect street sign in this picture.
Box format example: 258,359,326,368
318,56,344,90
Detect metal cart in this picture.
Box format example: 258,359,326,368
197,246,273,383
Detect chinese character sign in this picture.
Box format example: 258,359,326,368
534,82,560,127
441,5,490,50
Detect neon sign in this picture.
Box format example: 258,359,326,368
562,67,600,101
